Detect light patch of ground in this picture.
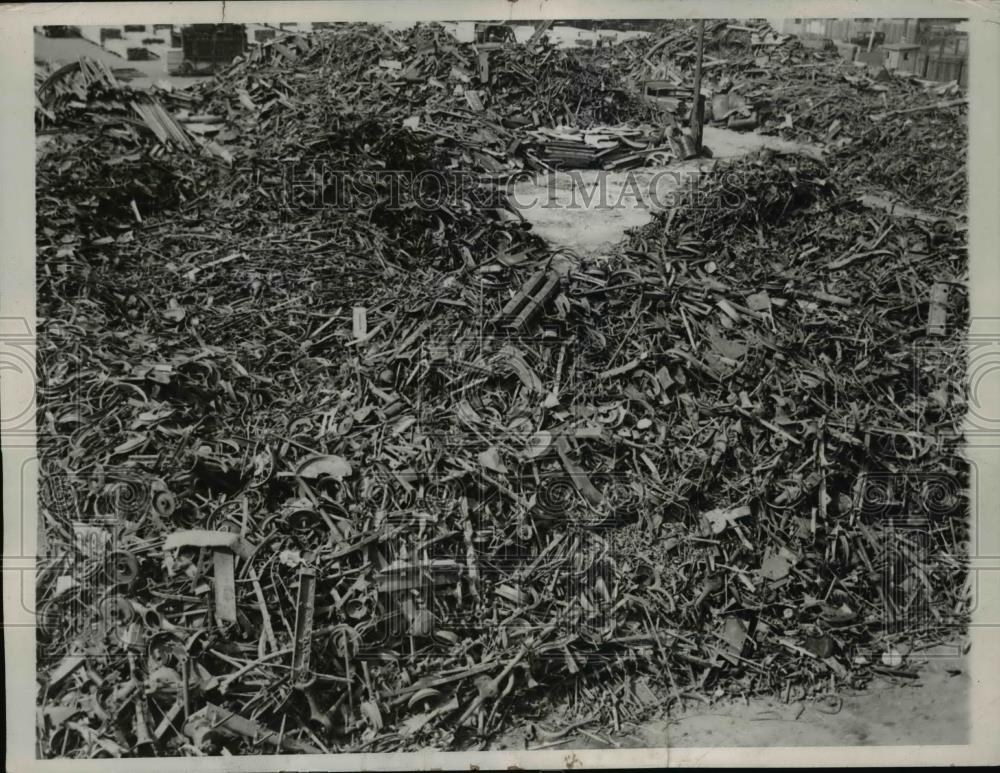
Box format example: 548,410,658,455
638,648,968,748
702,124,825,160
490,647,967,750
510,127,823,260
510,164,700,260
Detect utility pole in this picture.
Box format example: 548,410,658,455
690,19,705,153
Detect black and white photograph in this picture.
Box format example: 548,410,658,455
5,1,1000,768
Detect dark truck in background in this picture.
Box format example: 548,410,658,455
41,26,81,38
850,30,886,47
166,24,247,75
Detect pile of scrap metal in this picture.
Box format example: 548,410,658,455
518,124,699,171
606,19,967,211
182,22,660,174
36,58,192,151
611,19,822,87
34,21,968,759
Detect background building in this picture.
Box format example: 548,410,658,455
780,17,967,85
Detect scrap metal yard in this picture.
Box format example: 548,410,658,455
32,17,969,757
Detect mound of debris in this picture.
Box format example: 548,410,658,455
35,22,968,759
604,18,967,212
169,23,664,174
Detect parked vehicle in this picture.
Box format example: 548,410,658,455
641,81,702,121
474,23,516,45
42,26,80,38
166,24,247,76
801,37,838,52
851,31,886,47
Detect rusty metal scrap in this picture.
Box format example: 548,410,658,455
33,19,968,759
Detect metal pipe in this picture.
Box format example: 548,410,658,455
689,19,705,152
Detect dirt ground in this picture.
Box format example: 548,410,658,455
490,645,967,750
653,653,968,748
507,126,968,749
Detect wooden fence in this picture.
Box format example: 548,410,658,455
794,19,968,87
913,53,966,86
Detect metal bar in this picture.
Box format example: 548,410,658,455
290,567,317,686
689,20,706,152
